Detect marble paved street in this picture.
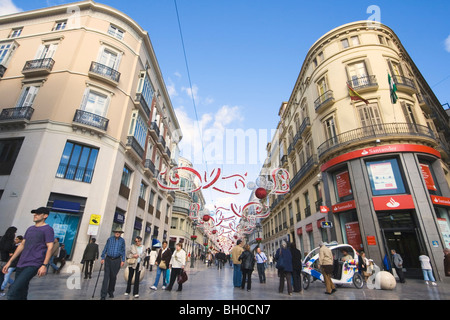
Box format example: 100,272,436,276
1,259,449,301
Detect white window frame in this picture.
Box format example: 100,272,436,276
53,20,67,31
129,111,148,148
97,45,122,70
108,25,125,40
80,88,110,117
16,85,40,108
0,41,18,67
9,28,22,38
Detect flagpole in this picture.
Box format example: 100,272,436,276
388,70,398,123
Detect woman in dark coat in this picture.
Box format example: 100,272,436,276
275,240,293,295
238,244,255,291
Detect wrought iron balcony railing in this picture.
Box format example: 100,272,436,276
314,90,335,112
89,61,120,84
317,122,435,158
0,107,34,121
73,109,109,131
347,75,378,91
22,58,55,74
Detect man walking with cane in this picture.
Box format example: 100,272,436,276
99,229,126,300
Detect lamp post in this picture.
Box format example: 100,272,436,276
190,221,198,268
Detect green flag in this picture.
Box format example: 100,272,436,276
388,73,398,104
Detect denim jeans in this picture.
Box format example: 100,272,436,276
422,269,436,282
233,264,242,287
153,266,168,287
1,267,16,290
7,266,39,300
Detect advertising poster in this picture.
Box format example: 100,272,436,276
368,162,397,190
437,218,450,249
336,170,352,198
345,221,363,249
420,164,437,191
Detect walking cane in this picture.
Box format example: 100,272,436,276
92,262,103,299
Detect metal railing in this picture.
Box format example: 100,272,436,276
144,159,156,174
127,136,145,159
89,61,120,83
22,58,55,72
314,90,334,111
298,117,311,136
73,109,109,131
317,122,435,158
135,93,151,118
150,121,160,137
393,75,416,91
0,107,34,121
347,75,378,90
290,154,318,190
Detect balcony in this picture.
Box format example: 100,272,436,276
72,109,109,134
347,75,378,93
163,146,171,160
0,64,6,78
22,58,55,77
134,93,151,119
393,75,416,95
288,142,294,155
149,121,160,140
144,159,156,176
88,61,120,86
280,154,288,167
157,135,166,151
299,117,311,138
0,107,34,129
416,93,432,113
314,90,335,113
290,154,319,190
126,136,144,161
317,122,436,159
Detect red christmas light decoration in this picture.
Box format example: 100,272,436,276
255,187,267,199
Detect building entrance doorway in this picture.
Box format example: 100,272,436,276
377,211,424,279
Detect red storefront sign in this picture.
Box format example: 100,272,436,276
317,218,325,229
431,195,450,207
420,164,437,191
367,236,377,246
305,223,313,232
336,170,352,198
297,227,303,235
372,195,415,211
332,200,356,213
320,206,330,213
321,144,441,172
345,221,363,249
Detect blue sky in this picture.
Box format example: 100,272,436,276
2,0,450,212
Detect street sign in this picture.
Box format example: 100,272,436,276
90,214,101,226
321,221,333,228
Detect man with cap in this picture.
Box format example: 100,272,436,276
2,207,55,300
100,228,126,300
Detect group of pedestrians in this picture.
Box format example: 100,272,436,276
274,241,303,295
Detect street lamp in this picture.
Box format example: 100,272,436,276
190,221,198,268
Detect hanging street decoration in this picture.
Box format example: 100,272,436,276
179,167,291,250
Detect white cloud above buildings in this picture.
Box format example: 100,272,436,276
445,35,450,53
0,0,22,16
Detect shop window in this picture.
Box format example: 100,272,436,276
0,138,24,176
339,210,363,250
332,167,354,203
366,158,407,196
435,207,450,249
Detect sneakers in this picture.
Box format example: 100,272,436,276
124,293,129,296
134,294,139,298
150,286,157,291
162,286,166,290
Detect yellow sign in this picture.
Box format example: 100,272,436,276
90,214,101,226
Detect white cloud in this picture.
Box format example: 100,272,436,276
445,35,450,53
0,0,22,16
181,84,199,101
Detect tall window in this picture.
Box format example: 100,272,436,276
348,61,369,87
317,77,328,97
139,181,148,199
401,101,418,125
137,71,155,106
17,85,40,108
149,190,156,206
35,43,58,60
0,42,17,67
81,89,109,117
98,47,120,70
56,142,99,183
129,111,148,148
121,165,132,187
356,103,382,131
323,116,338,144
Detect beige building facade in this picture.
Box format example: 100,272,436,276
262,21,450,281
0,1,182,267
